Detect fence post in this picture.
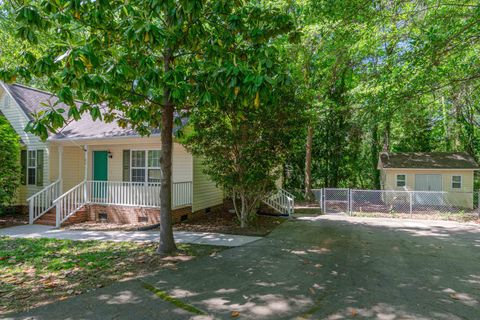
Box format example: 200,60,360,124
320,188,323,212
478,192,480,217
409,191,413,216
348,189,352,216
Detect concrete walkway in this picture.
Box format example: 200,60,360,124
0,225,261,247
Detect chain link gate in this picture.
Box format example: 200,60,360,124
323,188,351,215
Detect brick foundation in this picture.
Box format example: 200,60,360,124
85,205,194,224
34,200,230,227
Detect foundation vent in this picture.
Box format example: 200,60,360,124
98,212,108,222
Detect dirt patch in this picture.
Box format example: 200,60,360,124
173,210,286,236
0,213,28,229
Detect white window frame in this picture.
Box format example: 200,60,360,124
396,174,406,188
130,149,161,184
451,175,462,189
27,149,37,186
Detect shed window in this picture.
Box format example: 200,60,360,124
27,150,36,185
451,176,462,189
396,174,406,187
131,150,161,183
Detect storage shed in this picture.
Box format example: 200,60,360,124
378,152,479,208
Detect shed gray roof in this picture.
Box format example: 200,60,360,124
2,82,182,141
378,152,479,169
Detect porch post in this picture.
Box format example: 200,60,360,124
58,146,63,194
84,145,89,202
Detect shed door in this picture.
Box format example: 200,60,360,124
414,174,443,205
414,174,442,191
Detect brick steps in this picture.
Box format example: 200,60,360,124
34,210,56,226
34,207,88,227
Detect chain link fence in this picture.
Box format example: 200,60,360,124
312,188,480,217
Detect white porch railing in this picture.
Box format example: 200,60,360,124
263,188,295,216
172,181,193,208
27,180,61,224
86,181,162,207
51,180,193,227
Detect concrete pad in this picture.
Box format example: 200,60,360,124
0,225,261,247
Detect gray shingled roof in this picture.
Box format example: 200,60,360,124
3,82,183,141
3,83,75,120
378,152,479,169
51,113,160,140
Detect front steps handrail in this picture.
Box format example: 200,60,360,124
263,188,295,216
28,180,61,224
53,181,88,227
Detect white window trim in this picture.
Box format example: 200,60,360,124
27,150,37,186
396,174,406,188
451,175,462,189
130,149,161,184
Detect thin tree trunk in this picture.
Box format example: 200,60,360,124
304,125,314,201
157,51,177,255
371,122,380,189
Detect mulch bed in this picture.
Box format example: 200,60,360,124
0,213,29,229
173,210,286,236
65,222,154,232
65,210,286,236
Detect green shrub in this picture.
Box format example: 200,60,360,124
0,114,20,213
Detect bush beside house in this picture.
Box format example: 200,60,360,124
0,114,20,213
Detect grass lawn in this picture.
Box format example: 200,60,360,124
0,236,225,315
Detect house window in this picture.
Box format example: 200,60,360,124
27,150,36,185
131,150,161,183
396,174,406,187
451,175,462,189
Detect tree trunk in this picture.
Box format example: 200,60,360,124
304,125,314,201
157,51,177,256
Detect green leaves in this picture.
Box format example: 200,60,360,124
0,115,21,207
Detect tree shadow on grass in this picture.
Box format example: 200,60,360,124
0,237,216,315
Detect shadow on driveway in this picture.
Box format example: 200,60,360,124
5,217,480,320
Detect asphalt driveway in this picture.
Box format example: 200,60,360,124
4,216,480,320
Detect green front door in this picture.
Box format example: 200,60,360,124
93,151,108,199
